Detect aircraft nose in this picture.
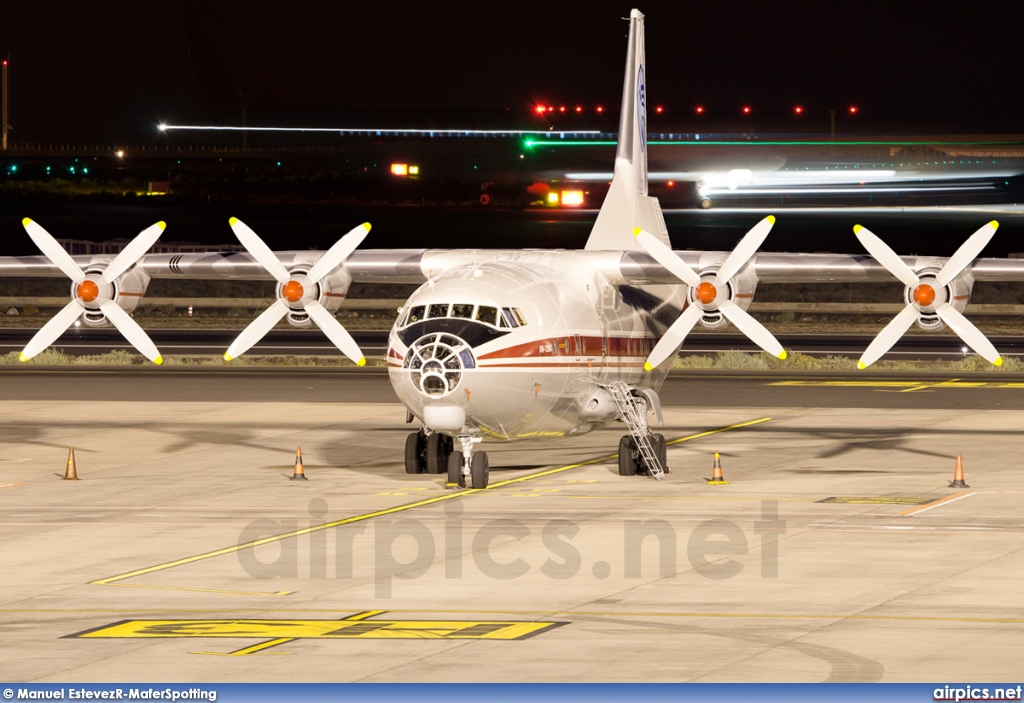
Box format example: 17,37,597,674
402,332,476,399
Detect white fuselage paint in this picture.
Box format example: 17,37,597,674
387,251,686,442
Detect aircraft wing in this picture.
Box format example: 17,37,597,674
6,248,1024,284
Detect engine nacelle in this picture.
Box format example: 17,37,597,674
905,260,974,332
75,258,151,328
280,264,352,329
688,256,759,330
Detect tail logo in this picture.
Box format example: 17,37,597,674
636,64,646,153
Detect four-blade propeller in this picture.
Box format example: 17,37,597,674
20,218,165,364
854,221,1001,368
634,215,786,370
223,217,369,365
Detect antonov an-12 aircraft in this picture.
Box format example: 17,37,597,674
2,10,1023,488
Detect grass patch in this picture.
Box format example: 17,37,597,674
1,347,1018,373
673,350,1024,372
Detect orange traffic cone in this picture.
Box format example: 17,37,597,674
63,446,79,481
290,447,308,481
949,453,969,488
706,451,728,485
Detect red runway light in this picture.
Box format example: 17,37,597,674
794,106,803,114
534,105,546,115
742,106,751,114
695,105,704,114
559,106,566,112
575,106,582,113
655,106,663,113
596,106,604,113
849,106,858,114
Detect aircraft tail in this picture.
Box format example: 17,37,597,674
585,9,670,252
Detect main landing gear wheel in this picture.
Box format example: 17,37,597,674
654,433,669,474
618,436,638,476
471,451,489,489
425,432,453,474
447,451,465,488
404,431,425,474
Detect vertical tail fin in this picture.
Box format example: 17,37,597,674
585,9,671,252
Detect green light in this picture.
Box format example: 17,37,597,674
525,139,1023,148
276,161,281,166
83,167,88,174
9,165,16,173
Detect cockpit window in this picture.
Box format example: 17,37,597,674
451,303,474,319
501,308,520,328
475,305,498,326
399,302,522,330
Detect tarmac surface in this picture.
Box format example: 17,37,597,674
2,369,1024,682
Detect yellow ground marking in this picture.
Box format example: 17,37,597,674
39,607,1024,627
819,496,938,506
89,417,772,594
75,618,562,643
190,609,389,656
900,492,975,516
770,380,1021,391
102,582,293,597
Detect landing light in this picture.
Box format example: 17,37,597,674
547,192,560,205
390,163,409,177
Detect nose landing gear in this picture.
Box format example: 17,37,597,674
405,429,489,489
447,436,488,489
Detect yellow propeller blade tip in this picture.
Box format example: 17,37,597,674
853,224,864,234
994,356,1003,367
223,353,233,362
228,217,238,226
633,227,643,237
362,222,372,231
990,220,1000,230
643,361,654,372
153,356,163,366
18,353,28,363
777,350,787,360
156,221,166,231
766,215,776,224
356,357,367,367
857,360,867,370
21,217,32,227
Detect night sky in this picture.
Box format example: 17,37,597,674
3,1,1024,142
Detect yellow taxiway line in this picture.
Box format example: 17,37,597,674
89,416,772,594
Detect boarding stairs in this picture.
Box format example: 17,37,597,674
603,381,665,480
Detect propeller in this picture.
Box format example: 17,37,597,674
19,218,165,364
224,217,369,365
854,221,1001,368
634,215,786,370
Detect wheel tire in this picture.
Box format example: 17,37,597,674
471,451,489,489
700,197,713,209
425,433,449,474
655,433,668,474
405,432,424,474
618,436,637,476
447,451,464,488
